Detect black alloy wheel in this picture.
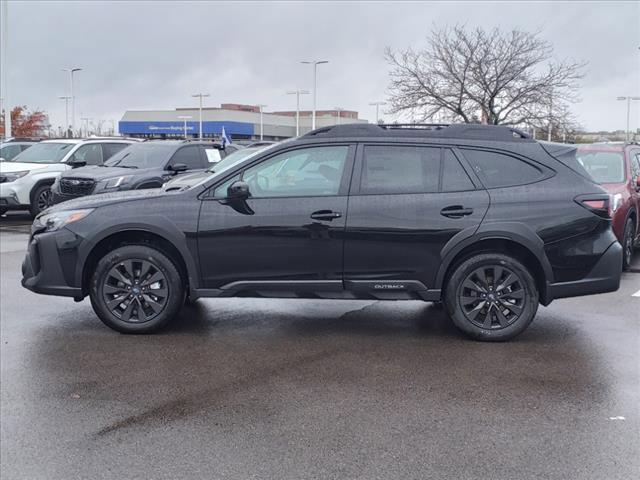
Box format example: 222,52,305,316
459,265,525,330
445,253,538,341
90,245,184,333
102,259,169,323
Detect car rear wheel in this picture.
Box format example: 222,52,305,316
622,218,635,271
30,184,54,217
0,207,7,216
445,253,539,342
89,245,184,333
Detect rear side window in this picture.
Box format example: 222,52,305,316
361,145,440,194
169,146,204,170
442,149,475,192
102,143,129,160
462,149,543,188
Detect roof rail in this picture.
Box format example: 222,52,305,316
302,123,532,141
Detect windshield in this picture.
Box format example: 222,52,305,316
206,147,262,173
12,142,74,163
576,149,625,184
104,143,176,169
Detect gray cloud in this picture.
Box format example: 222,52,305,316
5,0,639,131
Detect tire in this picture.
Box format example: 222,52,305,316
622,218,635,271
30,184,54,217
89,245,184,333
0,207,7,216
445,253,539,342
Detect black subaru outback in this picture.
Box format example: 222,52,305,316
22,124,622,341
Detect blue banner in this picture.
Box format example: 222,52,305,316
118,121,254,136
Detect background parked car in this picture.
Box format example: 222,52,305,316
0,138,136,217
574,142,640,269
51,140,240,204
0,139,38,162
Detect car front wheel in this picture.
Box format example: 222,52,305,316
445,253,539,342
622,218,635,271
89,245,184,333
30,184,54,217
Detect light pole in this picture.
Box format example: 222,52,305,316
301,60,328,130
1,0,11,137
286,90,309,136
81,117,92,137
334,107,344,125
62,67,82,137
257,104,267,140
616,96,640,141
369,101,387,124
178,115,192,139
59,96,71,135
191,93,210,139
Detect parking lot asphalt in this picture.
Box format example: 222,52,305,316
1,211,639,480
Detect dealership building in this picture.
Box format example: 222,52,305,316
118,103,368,141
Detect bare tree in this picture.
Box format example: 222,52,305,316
385,26,585,129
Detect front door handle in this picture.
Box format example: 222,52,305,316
440,206,474,218
310,210,342,221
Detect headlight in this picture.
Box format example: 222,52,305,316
36,209,94,232
104,176,132,189
2,170,30,182
611,193,623,213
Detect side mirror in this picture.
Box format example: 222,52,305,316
0,157,6,162
220,180,253,215
227,180,250,200
68,159,86,168
168,163,188,173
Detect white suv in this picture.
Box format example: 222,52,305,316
0,138,136,217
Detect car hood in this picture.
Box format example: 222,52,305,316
42,187,171,213
0,161,49,173
163,170,212,190
62,165,154,181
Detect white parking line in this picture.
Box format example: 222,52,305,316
633,290,640,298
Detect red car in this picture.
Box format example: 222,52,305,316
576,142,640,270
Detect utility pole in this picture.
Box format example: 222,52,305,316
178,115,192,139
369,101,387,124
301,60,329,130
1,0,11,137
286,90,309,136
191,93,210,139
81,117,92,137
59,96,71,135
257,104,267,140
62,67,82,137
547,93,553,142
616,96,640,141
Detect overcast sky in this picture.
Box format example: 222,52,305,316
3,0,639,132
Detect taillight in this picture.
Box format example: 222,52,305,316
575,194,611,219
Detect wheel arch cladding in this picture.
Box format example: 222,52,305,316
437,236,551,306
29,178,56,204
79,228,196,297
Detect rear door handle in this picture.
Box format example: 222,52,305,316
440,206,474,218
310,210,342,221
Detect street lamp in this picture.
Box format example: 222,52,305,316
257,104,267,140
616,96,640,141
62,67,82,137
191,93,210,139
80,117,92,137
1,0,11,137
178,115,192,139
369,101,387,124
286,90,310,136
301,60,329,130
58,96,71,136
334,107,344,125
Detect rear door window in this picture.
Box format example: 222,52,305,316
102,143,129,160
360,145,440,194
462,149,543,188
442,149,475,192
169,146,205,170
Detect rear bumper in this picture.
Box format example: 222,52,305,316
547,241,622,302
21,230,83,298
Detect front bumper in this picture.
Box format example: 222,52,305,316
21,229,84,298
0,180,31,206
0,194,29,210
547,241,622,302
